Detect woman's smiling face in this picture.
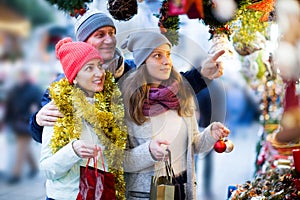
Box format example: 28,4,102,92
74,58,106,97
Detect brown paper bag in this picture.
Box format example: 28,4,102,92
149,149,182,200
157,184,175,200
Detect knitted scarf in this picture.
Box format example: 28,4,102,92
143,81,180,116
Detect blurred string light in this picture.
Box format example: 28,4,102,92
274,0,300,81
211,0,237,23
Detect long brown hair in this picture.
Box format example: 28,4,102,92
121,64,195,125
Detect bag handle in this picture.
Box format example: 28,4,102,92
85,158,98,177
165,148,178,184
153,151,167,184
164,149,172,183
84,146,106,177
99,147,106,171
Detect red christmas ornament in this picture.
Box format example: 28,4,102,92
79,8,86,15
293,178,300,190
214,139,226,153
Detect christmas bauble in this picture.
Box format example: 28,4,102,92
107,0,137,21
225,139,234,153
214,139,226,153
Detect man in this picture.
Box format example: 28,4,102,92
29,9,225,143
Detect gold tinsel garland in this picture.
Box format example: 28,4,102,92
229,0,269,48
49,72,127,200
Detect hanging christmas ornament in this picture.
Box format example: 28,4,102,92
228,1,270,56
168,0,204,19
186,0,204,19
207,28,234,60
107,0,138,21
45,0,91,16
224,139,234,153
214,136,234,153
155,0,180,46
168,0,194,16
233,32,266,56
214,139,227,153
70,7,87,17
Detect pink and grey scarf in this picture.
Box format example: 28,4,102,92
142,81,180,116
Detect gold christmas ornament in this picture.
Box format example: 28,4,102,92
225,139,234,153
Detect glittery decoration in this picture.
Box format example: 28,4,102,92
49,72,127,200
45,0,91,16
155,0,180,46
208,24,233,40
228,0,269,56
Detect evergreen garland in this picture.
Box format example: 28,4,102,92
201,0,261,40
154,0,180,46
201,0,228,28
45,0,92,15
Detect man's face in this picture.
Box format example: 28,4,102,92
86,26,117,62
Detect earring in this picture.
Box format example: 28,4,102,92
73,80,77,85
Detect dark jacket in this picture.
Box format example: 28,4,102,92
6,81,42,134
30,59,208,143
197,80,226,128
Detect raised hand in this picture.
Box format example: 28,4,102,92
200,50,225,80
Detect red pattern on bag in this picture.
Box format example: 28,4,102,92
76,149,116,200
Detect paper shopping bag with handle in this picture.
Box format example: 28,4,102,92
76,149,116,200
149,149,182,200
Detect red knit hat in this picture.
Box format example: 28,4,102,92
55,37,103,84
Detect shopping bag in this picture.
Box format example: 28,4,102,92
150,175,175,200
157,184,175,200
76,150,116,200
150,149,183,200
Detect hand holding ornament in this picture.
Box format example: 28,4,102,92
210,122,230,139
209,122,234,153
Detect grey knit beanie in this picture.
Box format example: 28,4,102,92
120,31,171,68
74,9,116,42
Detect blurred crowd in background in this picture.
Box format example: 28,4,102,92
0,0,261,199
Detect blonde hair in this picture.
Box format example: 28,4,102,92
121,64,195,125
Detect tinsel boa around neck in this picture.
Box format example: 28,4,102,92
48,72,127,200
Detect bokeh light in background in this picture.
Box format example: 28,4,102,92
0,0,74,196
